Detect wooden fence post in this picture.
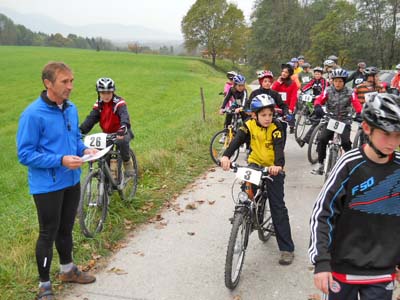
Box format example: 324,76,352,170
200,87,206,121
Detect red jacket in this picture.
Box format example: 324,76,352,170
391,73,400,91
272,80,298,112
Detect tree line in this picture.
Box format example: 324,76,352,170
182,0,400,73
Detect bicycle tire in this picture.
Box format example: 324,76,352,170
78,170,108,238
119,149,139,201
308,122,324,164
324,146,338,182
224,212,249,290
294,111,307,141
209,129,239,165
257,197,273,242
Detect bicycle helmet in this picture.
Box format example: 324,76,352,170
227,71,237,80
96,77,115,92
331,68,349,79
303,62,311,68
327,55,338,62
250,94,275,113
364,66,379,76
281,63,294,76
396,64,400,70
257,70,274,79
313,66,324,73
357,62,366,68
362,93,400,132
323,59,335,67
298,55,305,60
233,74,246,85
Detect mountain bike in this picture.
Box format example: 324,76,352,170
323,117,345,181
294,91,316,141
210,108,243,164
78,132,138,238
224,163,275,289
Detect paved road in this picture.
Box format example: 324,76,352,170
63,134,399,300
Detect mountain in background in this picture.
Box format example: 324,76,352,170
0,6,182,43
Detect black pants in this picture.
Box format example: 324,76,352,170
33,183,80,282
317,124,352,164
115,130,133,162
328,278,394,300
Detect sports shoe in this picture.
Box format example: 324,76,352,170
123,159,135,177
296,138,305,148
289,127,295,134
58,265,96,284
279,251,294,265
311,164,324,175
37,285,54,300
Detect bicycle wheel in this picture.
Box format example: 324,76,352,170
257,197,273,242
224,212,250,289
324,146,338,182
209,129,239,165
119,149,139,201
308,123,324,164
78,170,108,238
294,111,307,140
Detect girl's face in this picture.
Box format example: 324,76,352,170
333,78,345,90
363,122,400,155
261,77,273,89
257,107,274,127
314,72,322,80
235,84,245,92
99,91,113,102
281,69,290,79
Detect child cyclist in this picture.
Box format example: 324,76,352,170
309,93,400,300
220,94,295,265
80,77,135,176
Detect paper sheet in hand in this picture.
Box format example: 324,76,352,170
81,145,112,162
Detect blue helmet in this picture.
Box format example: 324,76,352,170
331,68,349,79
233,74,246,85
250,94,275,113
290,57,299,63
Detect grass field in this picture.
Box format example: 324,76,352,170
0,46,229,299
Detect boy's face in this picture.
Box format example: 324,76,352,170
363,122,400,155
257,107,274,127
261,77,273,89
333,78,345,90
99,91,113,102
314,72,322,80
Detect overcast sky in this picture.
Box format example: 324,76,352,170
0,0,254,37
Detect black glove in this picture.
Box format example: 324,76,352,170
117,126,127,137
314,105,324,118
354,113,363,123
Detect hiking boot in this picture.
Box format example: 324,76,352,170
123,159,135,177
37,285,55,300
58,265,96,284
279,251,294,265
311,163,324,175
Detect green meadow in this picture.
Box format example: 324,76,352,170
0,46,228,299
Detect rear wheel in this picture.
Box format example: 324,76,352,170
224,212,250,289
210,129,239,165
119,149,139,201
308,123,324,164
78,170,108,238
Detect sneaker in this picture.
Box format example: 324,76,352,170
296,138,305,148
58,265,96,284
311,164,324,175
289,127,295,134
123,160,135,177
219,134,226,144
37,285,54,300
279,251,294,265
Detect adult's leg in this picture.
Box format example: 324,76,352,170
359,282,394,300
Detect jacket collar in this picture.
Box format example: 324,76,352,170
40,90,69,110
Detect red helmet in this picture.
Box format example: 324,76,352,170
258,70,274,85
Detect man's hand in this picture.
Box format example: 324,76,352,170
314,272,333,295
62,155,83,169
220,156,231,171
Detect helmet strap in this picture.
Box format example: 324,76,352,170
367,133,388,158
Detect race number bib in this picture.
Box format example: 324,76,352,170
236,167,262,186
302,76,310,83
84,133,108,149
279,92,287,101
302,94,313,102
327,119,345,134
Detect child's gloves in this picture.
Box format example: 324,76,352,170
117,126,127,137
314,105,325,118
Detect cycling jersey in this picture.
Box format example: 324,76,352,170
272,79,298,112
347,70,365,88
302,78,328,96
390,73,400,91
352,82,386,105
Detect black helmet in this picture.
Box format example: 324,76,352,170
96,77,115,92
364,66,379,76
362,93,400,132
331,68,349,79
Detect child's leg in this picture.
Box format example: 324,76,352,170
340,125,352,152
116,135,132,162
358,281,394,300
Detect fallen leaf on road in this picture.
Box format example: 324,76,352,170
106,267,128,275
92,253,102,260
155,221,167,229
133,251,145,256
155,214,164,221
233,296,241,300
185,202,197,210
218,178,225,182
209,168,216,172
187,232,195,236
196,200,205,204
208,200,216,205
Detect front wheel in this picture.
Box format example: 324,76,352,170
308,123,324,164
119,149,139,201
78,170,109,238
210,129,239,165
294,111,307,141
224,212,250,289
324,146,338,182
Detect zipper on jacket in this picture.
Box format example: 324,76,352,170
51,168,56,182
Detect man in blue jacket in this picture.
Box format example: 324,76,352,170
17,62,97,300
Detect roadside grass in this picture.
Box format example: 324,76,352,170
0,46,226,299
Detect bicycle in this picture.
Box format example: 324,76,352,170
78,132,138,238
294,91,316,141
209,108,243,164
224,163,275,289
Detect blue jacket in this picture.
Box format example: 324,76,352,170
17,92,86,194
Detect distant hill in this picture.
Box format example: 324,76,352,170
0,6,182,43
